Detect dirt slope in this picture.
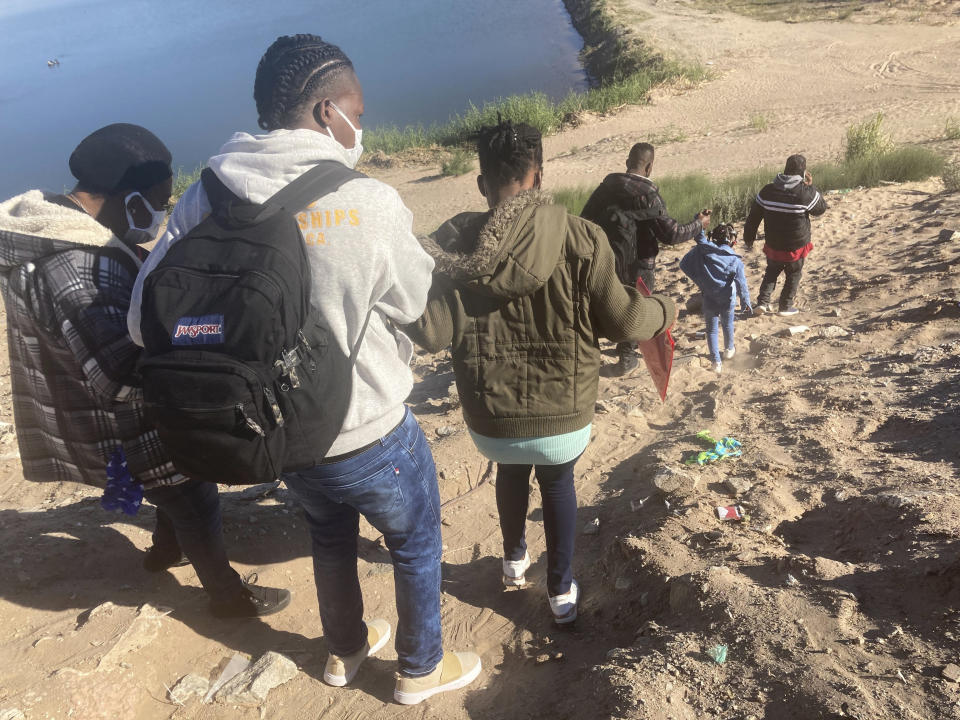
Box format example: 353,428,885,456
1,3,960,720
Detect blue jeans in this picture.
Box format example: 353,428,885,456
703,296,736,364
495,456,580,597
143,479,244,603
282,409,443,677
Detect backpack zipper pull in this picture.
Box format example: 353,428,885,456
236,403,266,436
262,386,285,427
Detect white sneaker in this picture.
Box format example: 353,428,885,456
712,361,723,374
548,579,579,624
778,307,800,316
755,303,774,315
724,347,736,360
502,552,531,587
323,619,391,686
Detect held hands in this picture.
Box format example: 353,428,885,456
696,208,712,229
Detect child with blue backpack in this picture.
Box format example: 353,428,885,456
680,223,751,374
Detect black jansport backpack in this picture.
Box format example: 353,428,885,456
138,162,366,484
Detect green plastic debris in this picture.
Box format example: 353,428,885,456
683,431,742,466
706,644,728,665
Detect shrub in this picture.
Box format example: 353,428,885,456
552,186,594,216
945,116,960,141
441,148,474,177
749,114,770,133
172,166,203,201
844,112,894,162
942,161,960,193
648,125,688,145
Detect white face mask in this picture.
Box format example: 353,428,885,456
123,191,166,245
327,102,363,169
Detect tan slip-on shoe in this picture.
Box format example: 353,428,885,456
323,618,391,687
394,651,482,705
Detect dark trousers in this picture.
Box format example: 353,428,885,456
757,257,805,310
618,258,656,356
495,457,580,597
143,479,244,603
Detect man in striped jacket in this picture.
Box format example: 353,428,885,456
743,154,828,316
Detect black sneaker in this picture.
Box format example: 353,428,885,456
210,582,291,618
143,545,190,573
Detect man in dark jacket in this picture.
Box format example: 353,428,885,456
0,124,288,618
743,154,828,316
581,142,709,375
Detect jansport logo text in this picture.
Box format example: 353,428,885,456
171,314,225,346
174,322,222,339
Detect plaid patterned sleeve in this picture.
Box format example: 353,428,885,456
47,248,143,405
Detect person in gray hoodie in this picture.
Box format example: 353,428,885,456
128,35,480,705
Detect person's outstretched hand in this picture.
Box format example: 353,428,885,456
697,209,712,228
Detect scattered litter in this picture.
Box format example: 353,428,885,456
582,518,600,536
785,574,800,586
630,496,651,512
896,669,907,683
684,431,742,466
706,644,728,665
780,325,810,338
435,425,458,438
715,505,745,522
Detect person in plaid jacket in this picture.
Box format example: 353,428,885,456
0,124,289,617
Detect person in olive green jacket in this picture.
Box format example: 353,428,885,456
405,120,675,624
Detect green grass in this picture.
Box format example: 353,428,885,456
172,166,203,201
844,111,894,162
944,116,960,141
647,124,688,145
440,148,474,177
749,113,770,133
554,145,945,225
365,59,707,156
942,161,960,193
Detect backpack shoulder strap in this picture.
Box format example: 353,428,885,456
267,161,366,213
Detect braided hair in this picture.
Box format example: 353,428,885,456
254,34,354,131
476,118,543,188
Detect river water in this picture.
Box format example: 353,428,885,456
0,0,587,198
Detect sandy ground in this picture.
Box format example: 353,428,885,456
1,3,960,719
